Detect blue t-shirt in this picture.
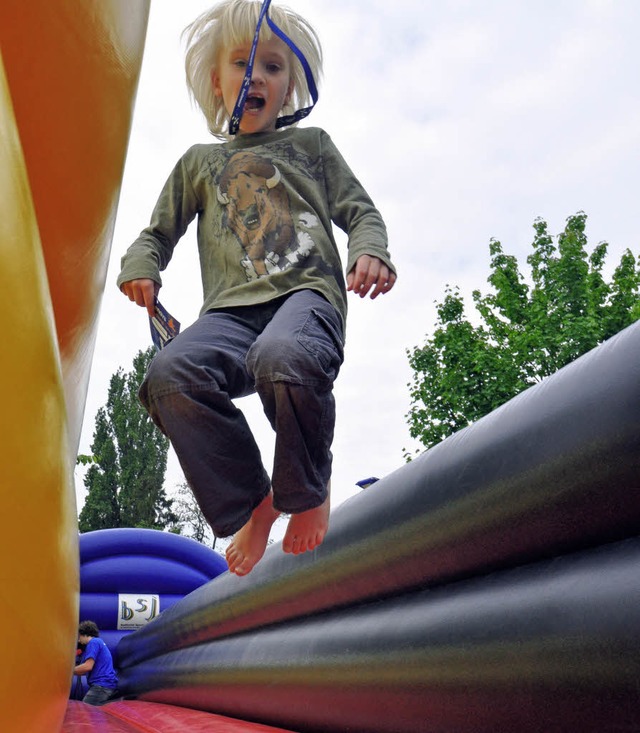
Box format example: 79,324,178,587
83,637,118,689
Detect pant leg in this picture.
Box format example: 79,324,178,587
139,310,271,537
246,290,345,514
82,685,117,706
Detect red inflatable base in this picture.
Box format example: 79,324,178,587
63,700,298,733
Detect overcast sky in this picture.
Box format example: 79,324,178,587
76,0,640,531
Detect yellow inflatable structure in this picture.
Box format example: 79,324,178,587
0,2,149,731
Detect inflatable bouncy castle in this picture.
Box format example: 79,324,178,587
77,529,228,661
72,529,228,701
1,2,639,732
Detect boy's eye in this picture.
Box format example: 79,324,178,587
233,59,247,69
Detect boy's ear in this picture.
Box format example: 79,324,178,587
211,69,222,97
284,78,294,107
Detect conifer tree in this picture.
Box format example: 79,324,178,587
79,347,177,531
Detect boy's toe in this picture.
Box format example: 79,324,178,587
226,546,242,572
292,535,306,554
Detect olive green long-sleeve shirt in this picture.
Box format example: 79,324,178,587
117,126,394,328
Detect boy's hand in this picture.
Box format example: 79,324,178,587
120,278,159,318
347,255,396,299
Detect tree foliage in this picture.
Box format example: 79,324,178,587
79,348,177,531
406,213,640,454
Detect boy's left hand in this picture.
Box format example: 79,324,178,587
347,255,396,299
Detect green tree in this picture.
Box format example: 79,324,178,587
79,347,177,531
78,410,120,530
406,213,640,454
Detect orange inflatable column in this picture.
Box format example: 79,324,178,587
0,0,150,454
0,2,149,732
0,56,78,733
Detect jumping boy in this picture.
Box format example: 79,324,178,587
117,0,396,576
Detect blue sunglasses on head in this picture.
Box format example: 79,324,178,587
228,0,318,135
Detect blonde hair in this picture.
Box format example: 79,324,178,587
183,0,323,139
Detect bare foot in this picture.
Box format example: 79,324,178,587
226,492,280,576
282,488,331,555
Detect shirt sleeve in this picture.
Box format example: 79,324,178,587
83,638,100,661
116,149,201,290
319,130,396,277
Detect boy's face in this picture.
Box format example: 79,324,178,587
213,35,294,135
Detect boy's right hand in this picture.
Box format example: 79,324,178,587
120,278,159,318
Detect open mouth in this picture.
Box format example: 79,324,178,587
245,95,265,111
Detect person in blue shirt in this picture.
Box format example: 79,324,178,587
74,620,119,705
